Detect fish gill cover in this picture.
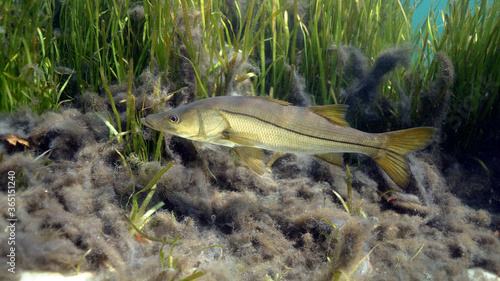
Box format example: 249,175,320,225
0,0,499,280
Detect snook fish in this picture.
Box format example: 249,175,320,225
141,96,436,187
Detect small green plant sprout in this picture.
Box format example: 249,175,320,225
332,165,366,217
347,244,379,277
159,234,202,280
322,218,340,264
61,248,92,276
73,249,92,275
473,157,492,178
321,219,349,281
409,243,425,262
264,269,288,281
156,233,223,280
96,113,122,143
128,161,173,235
125,216,223,280
129,183,164,233
322,218,379,281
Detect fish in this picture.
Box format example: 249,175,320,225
141,96,436,187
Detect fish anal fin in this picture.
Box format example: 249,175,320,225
314,153,344,167
267,152,284,168
374,152,410,187
232,147,266,175
308,104,349,127
255,96,292,106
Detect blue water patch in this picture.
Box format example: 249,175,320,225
412,0,447,35
411,0,494,35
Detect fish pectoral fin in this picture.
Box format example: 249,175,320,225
314,153,344,167
308,104,350,127
232,147,266,175
221,130,260,146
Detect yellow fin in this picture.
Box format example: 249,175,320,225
255,96,292,106
266,152,284,168
232,147,266,175
222,130,259,146
307,104,349,127
314,153,344,167
373,127,437,187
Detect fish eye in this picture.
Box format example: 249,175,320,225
168,115,180,123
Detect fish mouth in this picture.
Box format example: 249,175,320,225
141,116,166,132
140,117,154,129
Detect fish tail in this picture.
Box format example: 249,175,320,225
373,127,437,187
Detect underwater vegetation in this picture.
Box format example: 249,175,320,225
0,0,499,280
1,0,498,153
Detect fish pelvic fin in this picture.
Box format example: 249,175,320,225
373,127,437,187
232,147,266,175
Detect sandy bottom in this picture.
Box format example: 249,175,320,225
1,94,499,281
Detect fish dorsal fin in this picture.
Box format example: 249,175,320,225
255,96,292,106
307,104,350,127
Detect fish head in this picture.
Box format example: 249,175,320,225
141,105,202,139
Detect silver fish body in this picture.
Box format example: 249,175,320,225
141,96,436,187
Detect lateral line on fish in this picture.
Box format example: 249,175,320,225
220,109,387,151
